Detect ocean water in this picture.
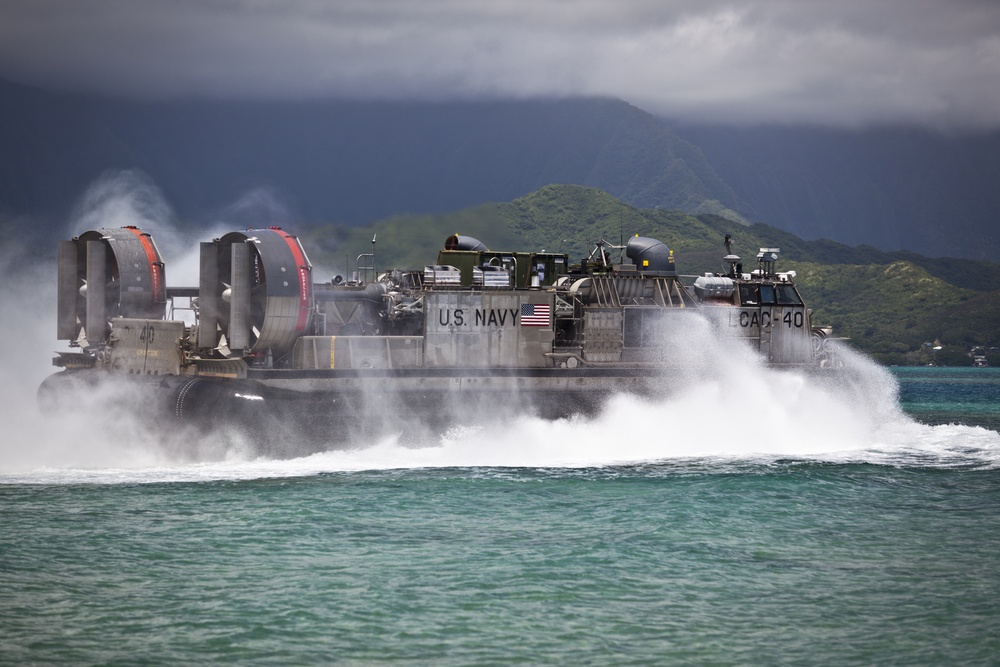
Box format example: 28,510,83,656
896,366,1000,433
2,354,999,665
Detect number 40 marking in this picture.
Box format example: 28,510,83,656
782,311,804,328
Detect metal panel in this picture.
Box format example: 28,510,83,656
258,294,301,353
198,241,219,350
106,318,185,375
85,240,106,346
229,241,251,352
713,305,814,365
582,309,622,362
423,291,551,367
769,306,814,365
292,336,424,370
57,240,79,340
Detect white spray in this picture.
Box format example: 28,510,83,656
2,175,998,481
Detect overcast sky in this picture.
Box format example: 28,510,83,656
2,0,999,128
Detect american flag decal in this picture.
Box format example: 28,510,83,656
520,303,551,327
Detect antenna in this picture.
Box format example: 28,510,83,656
723,233,741,278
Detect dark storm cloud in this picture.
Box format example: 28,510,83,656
1,0,999,127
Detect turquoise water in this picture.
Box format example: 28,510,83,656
3,465,998,666
3,361,1000,665
896,366,1000,432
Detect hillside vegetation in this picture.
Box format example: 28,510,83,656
303,185,1000,365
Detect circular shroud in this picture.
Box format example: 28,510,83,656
217,228,313,355
76,226,167,320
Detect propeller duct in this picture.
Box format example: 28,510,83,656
57,227,167,346
204,228,314,358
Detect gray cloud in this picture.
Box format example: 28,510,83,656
1,0,999,128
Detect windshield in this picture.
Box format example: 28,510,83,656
776,284,802,305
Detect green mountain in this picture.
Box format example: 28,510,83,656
303,185,1000,365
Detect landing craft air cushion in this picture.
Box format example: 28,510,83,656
41,227,840,446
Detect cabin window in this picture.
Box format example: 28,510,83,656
759,284,776,304
776,284,802,305
738,285,758,305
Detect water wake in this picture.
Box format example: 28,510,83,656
5,319,998,485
